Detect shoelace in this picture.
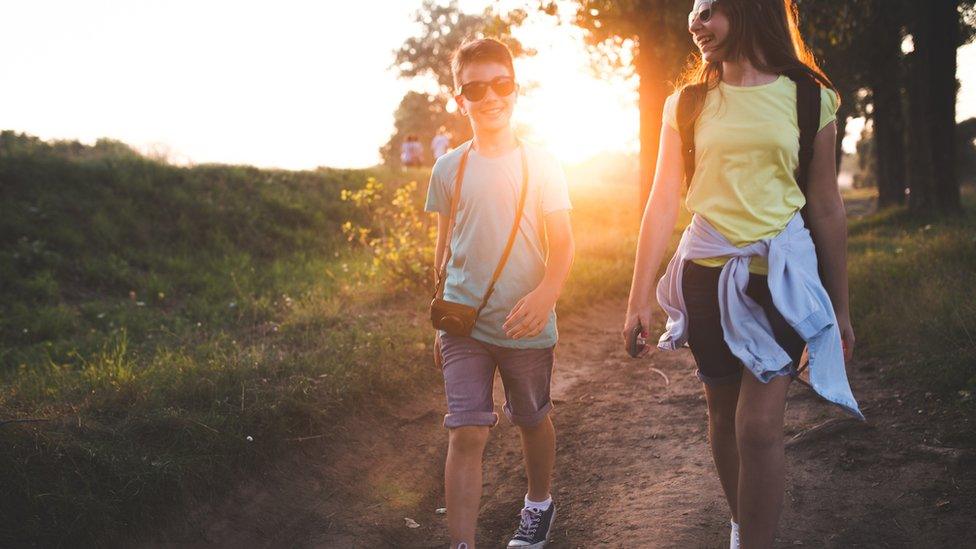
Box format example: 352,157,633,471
514,507,543,539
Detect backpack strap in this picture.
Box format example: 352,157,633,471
789,72,822,199
676,83,708,188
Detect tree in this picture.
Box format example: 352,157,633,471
558,1,695,205
796,0,975,213
383,0,530,167
903,0,974,214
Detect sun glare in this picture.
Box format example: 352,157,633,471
512,24,639,164
448,2,641,165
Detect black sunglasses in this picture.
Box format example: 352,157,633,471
688,0,717,26
457,76,517,102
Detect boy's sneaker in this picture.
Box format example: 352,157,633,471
507,503,556,548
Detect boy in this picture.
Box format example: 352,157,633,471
424,38,575,549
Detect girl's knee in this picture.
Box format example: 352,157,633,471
735,415,782,455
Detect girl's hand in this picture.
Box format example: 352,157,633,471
836,312,855,363
623,305,653,357
504,285,558,339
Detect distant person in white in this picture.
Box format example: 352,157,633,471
432,127,452,160
400,134,424,167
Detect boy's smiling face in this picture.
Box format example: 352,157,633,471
455,62,517,134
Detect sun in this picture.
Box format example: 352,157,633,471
509,16,640,165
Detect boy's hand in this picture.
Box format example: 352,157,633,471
503,285,558,339
433,332,443,369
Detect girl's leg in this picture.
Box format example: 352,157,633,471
683,262,747,523
704,380,742,522
735,373,791,549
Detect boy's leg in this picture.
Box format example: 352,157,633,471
518,415,555,502
446,426,490,546
440,334,500,548
495,344,556,502
496,344,557,547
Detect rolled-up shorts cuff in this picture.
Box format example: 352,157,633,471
444,410,499,429
696,368,743,386
503,399,553,427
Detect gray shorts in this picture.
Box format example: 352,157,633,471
439,334,555,429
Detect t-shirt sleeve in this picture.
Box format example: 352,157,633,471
663,92,680,132
424,161,450,215
541,153,572,216
819,88,840,131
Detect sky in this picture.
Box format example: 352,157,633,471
1,1,974,170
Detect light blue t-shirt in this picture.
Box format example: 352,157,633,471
424,140,572,348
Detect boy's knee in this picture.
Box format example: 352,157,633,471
449,426,490,454
516,413,553,435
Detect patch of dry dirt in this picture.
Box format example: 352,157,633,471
145,300,975,548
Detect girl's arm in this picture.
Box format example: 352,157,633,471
623,115,686,352
804,121,855,362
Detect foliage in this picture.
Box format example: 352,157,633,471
393,0,531,95
846,189,976,393
0,132,434,545
341,178,435,288
384,0,531,167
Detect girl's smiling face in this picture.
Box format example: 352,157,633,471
689,0,730,64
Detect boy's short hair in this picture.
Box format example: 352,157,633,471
451,38,516,90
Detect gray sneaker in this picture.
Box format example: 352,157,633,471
507,504,556,548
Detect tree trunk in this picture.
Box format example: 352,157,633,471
905,4,937,212
906,52,936,212
635,32,671,208
834,96,852,172
906,0,962,214
929,0,961,213
869,1,908,208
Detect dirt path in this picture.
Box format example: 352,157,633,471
148,300,975,548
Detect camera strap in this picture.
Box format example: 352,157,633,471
434,139,530,317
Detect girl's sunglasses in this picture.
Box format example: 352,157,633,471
457,76,516,102
688,0,717,26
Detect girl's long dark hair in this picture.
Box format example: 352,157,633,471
679,0,837,96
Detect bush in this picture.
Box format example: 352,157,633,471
341,177,435,288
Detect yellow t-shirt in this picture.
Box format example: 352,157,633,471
663,75,839,275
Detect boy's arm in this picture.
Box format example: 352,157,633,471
502,210,575,339
433,212,451,278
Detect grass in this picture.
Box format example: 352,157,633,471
846,188,976,395
0,132,436,545
1,131,972,544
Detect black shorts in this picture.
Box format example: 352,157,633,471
682,261,806,386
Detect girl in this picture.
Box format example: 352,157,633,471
623,1,863,547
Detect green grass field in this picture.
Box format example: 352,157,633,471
0,132,973,544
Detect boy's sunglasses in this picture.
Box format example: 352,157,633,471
457,76,517,102
688,0,717,26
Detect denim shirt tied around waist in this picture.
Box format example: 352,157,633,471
656,212,864,420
